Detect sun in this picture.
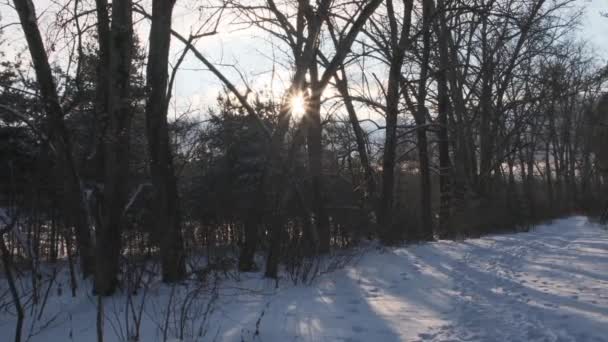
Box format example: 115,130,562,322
290,92,307,119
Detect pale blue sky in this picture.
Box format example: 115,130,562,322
170,0,608,115
169,0,608,117
579,0,608,56
0,0,606,115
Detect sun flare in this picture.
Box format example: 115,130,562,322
290,93,307,119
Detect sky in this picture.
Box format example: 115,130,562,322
176,0,608,116
168,0,608,118
0,0,607,118
578,0,608,56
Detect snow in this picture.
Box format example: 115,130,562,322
1,216,607,341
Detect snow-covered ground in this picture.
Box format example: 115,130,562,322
1,216,607,341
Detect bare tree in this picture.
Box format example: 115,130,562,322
12,0,95,277
94,0,135,295
144,0,187,283
373,0,416,242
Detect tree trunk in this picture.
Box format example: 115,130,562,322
238,216,259,272
95,0,134,295
239,170,265,272
435,0,452,239
144,0,186,283
335,68,376,208
380,60,401,241
0,234,24,342
12,0,94,277
264,214,283,279
545,139,554,204
478,15,495,196
414,0,434,241
94,0,110,185
379,0,414,242
307,69,330,253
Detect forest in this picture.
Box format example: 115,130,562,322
0,0,607,341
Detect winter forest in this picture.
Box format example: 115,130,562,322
0,0,608,341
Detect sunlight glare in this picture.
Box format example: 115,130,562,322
290,92,307,119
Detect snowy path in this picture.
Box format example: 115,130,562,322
227,216,608,342
419,217,608,342
1,216,607,341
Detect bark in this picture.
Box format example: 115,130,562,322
49,209,58,262
413,0,434,240
507,155,517,214
435,0,453,238
478,14,494,195
545,139,554,203
307,62,330,253
239,135,266,272
0,234,24,342
379,0,414,242
335,67,376,214
93,0,110,184
95,0,134,295
238,214,259,272
264,214,283,279
96,295,104,342
12,0,94,277
144,0,186,283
